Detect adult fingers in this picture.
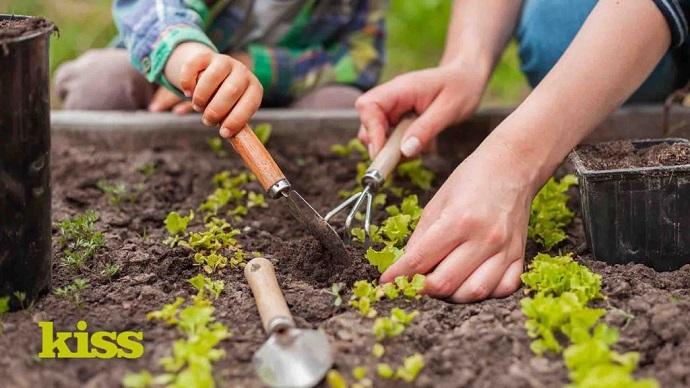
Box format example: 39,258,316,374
355,98,388,158
423,241,501,298
192,56,232,113
491,259,524,298
179,52,213,96
148,88,181,112
172,101,194,115
357,124,370,145
203,67,250,125
449,254,511,303
400,90,458,158
380,211,467,283
219,80,263,138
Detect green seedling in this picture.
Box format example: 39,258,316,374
349,274,426,317
377,363,394,379
372,343,385,358
13,291,27,309
352,366,367,381
101,263,120,281
138,162,157,179
163,210,194,247
207,137,228,158
372,308,418,341
0,296,9,333
331,138,368,159
396,353,425,383
56,210,105,269
97,179,138,207
326,370,348,388
328,283,345,307
396,159,434,190
54,278,89,307
520,253,657,387
253,123,272,144
188,274,224,301
528,175,578,250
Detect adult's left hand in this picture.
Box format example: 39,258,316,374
381,137,537,302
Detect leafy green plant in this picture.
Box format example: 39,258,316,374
372,343,385,358
528,175,578,250
520,253,657,387
396,159,434,190
188,274,224,301
349,274,425,317
207,137,228,158
163,210,194,247
0,296,9,315
56,210,105,269
395,353,425,383
328,283,345,307
101,263,120,280
372,308,418,340
253,123,272,144
138,162,157,179
326,370,348,388
331,138,368,159
97,179,138,207
54,278,89,307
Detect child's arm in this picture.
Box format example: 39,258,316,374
247,0,385,103
113,1,262,136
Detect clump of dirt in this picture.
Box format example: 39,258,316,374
0,16,54,41
577,140,690,170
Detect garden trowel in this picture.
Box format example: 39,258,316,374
245,257,333,388
227,125,348,260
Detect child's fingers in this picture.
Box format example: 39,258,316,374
148,87,181,112
219,80,263,138
172,101,194,115
202,66,251,125
179,52,213,96
192,56,233,114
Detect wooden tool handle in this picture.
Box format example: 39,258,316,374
244,257,294,333
228,125,286,191
368,115,415,179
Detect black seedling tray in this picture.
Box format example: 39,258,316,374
570,138,690,271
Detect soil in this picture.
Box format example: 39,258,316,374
0,16,54,41
1,131,690,388
577,139,690,170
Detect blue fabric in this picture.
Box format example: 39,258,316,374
516,0,683,103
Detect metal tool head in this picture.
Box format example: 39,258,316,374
280,189,350,259
325,170,383,244
254,327,333,388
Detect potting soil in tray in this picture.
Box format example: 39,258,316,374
1,132,690,387
577,139,690,170
0,16,53,41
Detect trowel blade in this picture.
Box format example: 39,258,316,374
280,190,349,260
254,328,333,388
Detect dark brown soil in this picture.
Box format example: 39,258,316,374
0,16,54,41
1,131,689,387
577,140,690,170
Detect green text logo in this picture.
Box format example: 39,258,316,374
38,320,144,359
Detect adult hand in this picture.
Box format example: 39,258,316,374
380,136,538,303
148,87,194,114
355,60,489,158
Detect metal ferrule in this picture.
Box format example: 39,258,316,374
362,169,384,189
267,316,295,334
268,179,291,199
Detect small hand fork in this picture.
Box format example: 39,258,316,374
325,116,414,243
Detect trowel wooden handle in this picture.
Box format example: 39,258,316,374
228,125,286,191
368,115,415,179
244,257,294,333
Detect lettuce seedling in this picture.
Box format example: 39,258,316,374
97,179,138,207
365,245,403,273
528,175,578,250
326,370,348,388
207,137,228,157
377,363,394,379
396,159,434,190
147,297,185,325
188,274,224,301
352,366,367,381
521,253,602,304
330,138,368,159
253,123,272,144
395,353,425,383
372,343,385,358
164,210,194,247
328,283,345,307
372,308,418,340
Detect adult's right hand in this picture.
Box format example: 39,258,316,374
355,60,489,158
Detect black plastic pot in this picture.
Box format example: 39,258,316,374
0,15,56,310
570,138,690,271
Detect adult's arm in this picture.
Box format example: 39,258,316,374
382,0,672,302
356,0,522,157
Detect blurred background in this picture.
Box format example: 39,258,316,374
2,0,528,107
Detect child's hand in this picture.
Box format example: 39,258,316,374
165,42,263,138
148,87,194,114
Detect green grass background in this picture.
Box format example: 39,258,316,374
2,0,527,106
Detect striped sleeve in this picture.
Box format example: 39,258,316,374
653,0,690,47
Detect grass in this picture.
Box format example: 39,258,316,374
2,0,527,106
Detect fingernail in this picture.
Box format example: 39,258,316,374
368,143,376,158
193,104,202,112
148,104,159,112
202,117,212,126
219,127,230,138
184,90,191,97
401,137,421,157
